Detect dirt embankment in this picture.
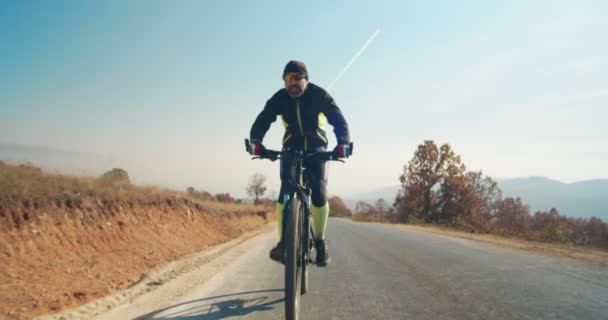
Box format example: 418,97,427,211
0,164,272,320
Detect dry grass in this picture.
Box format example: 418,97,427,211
0,162,254,209
0,163,269,230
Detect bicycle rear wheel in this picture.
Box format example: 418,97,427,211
284,198,302,320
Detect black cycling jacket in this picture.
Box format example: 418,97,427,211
250,83,350,151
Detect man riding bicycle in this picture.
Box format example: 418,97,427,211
248,60,351,267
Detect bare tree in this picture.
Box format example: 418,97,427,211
374,198,389,215
246,173,267,204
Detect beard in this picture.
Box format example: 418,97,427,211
287,84,304,97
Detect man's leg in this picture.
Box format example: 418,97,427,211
309,159,331,266
311,202,329,240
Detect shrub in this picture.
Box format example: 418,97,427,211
328,196,352,217
99,168,131,187
215,193,235,203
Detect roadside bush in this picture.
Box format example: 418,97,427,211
328,196,352,217
186,187,215,201
215,193,235,203
98,168,131,187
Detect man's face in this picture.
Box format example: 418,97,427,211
284,72,308,98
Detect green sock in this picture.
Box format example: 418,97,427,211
276,202,284,239
311,202,329,240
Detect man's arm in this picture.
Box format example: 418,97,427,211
322,92,350,144
250,94,280,143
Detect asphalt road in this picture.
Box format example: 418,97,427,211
101,218,608,320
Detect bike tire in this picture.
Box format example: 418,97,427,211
284,199,302,320
301,206,311,295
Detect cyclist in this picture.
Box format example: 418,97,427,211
248,60,351,267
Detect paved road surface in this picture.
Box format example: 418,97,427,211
99,218,608,320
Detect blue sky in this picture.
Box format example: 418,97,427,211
2,1,607,198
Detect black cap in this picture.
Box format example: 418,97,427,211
283,60,308,79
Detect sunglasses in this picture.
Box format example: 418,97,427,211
284,74,306,81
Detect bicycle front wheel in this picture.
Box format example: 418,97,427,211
284,198,302,320
301,206,312,295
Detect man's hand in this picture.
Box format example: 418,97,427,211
334,144,351,158
249,140,265,156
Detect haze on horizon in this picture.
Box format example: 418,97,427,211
1,1,607,199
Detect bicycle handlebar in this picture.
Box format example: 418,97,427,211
244,138,351,162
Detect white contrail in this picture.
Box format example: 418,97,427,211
327,29,380,91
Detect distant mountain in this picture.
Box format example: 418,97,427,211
496,176,608,220
0,143,117,176
345,176,608,221
343,185,400,210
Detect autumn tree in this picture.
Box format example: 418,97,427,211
492,197,531,236
392,141,608,247
394,184,424,223
246,173,267,204
586,217,608,247
328,196,352,217
570,217,608,247
437,173,471,224
437,171,501,232
396,140,464,223
467,171,501,226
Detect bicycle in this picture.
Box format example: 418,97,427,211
245,138,352,320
